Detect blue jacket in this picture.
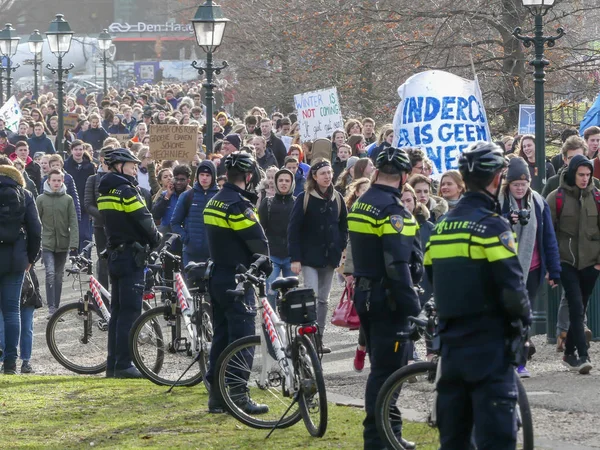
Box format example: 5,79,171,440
27,133,56,154
82,127,109,151
288,189,348,268
501,191,561,285
64,154,96,212
152,190,185,233
42,172,81,222
171,182,219,261
293,169,305,197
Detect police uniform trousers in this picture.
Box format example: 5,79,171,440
436,339,518,450
354,279,411,450
205,265,256,387
107,246,144,372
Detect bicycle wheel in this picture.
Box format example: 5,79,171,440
129,306,203,387
516,377,534,450
376,361,439,450
46,301,108,374
196,299,213,393
216,335,302,429
295,334,328,437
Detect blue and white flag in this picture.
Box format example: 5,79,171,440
393,70,491,177
580,94,600,136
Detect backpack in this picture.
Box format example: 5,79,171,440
556,187,600,219
303,190,343,218
0,182,26,244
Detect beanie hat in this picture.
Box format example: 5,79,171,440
506,157,531,183
346,156,360,170
224,133,241,150
216,111,228,121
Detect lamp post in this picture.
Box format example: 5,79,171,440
28,30,44,100
191,0,229,155
0,24,21,100
97,29,112,98
513,0,565,193
46,14,74,159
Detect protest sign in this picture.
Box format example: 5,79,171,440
518,105,535,135
0,96,22,132
149,124,197,161
392,70,491,176
63,113,80,130
110,134,131,146
294,87,343,142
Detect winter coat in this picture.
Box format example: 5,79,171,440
0,165,41,273
525,159,556,186
426,195,448,223
293,169,305,197
64,154,96,207
27,133,56,155
84,171,106,228
35,180,79,252
152,188,190,233
107,123,127,134
288,188,348,268
414,204,435,305
258,169,296,259
369,141,391,165
42,172,81,222
542,165,600,198
123,118,137,135
257,150,278,171
82,127,109,151
546,159,600,270
266,132,287,167
332,158,346,184
500,189,561,286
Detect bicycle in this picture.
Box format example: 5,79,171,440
46,242,158,375
214,255,328,438
128,242,213,390
375,299,534,450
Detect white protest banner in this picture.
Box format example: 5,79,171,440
0,96,22,132
392,70,491,176
294,87,343,142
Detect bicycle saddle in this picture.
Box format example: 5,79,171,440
271,277,299,291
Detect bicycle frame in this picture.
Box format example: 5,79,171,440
174,271,198,349
88,275,111,321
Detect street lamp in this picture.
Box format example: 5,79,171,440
513,0,565,193
28,30,44,100
0,23,21,100
97,29,112,98
46,14,74,158
191,0,230,155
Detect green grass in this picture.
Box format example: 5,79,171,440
0,375,369,449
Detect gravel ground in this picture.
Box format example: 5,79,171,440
23,267,600,448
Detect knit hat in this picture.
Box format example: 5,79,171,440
506,157,531,183
224,133,241,150
196,159,216,187
216,111,228,121
346,156,360,170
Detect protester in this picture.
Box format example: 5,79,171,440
152,165,192,234
439,170,465,210
517,134,556,185
408,174,448,223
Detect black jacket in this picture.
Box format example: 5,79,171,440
98,172,161,248
84,171,106,228
258,169,295,259
266,132,287,167
64,154,96,208
257,150,278,170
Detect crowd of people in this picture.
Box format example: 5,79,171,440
0,79,599,448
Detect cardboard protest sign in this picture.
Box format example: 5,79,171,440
0,96,22,132
110,134,131,146
393,70,491,176
63,113,80,130
294,87,344,142
149,124,197,161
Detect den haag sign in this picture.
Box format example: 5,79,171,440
108,22,193,33
393,70,491,177
149,125,198,161
294,87,344,142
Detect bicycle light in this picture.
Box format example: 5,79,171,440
298,325,317,335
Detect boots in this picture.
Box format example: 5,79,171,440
230,385,269,415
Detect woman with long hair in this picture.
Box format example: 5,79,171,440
518,134,556,183
408,174,448,223
439,170,465,211
347,134,367,158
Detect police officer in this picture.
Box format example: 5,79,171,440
98,148,161,379
203,151,271,414
424,142,532,449
348,146,421,450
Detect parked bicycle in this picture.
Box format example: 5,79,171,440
214,255,328,438
46,242,158,375
128,240,213,390
375,298,534,450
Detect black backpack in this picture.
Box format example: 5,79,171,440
0,181,26,244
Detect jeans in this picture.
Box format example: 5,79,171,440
560,263,599,359
302,265,335,335
107,247,144,372
266,256,293,308
42,251,68,313
0,272,25,362
94,227,110,307
0,306,34,362
79,213,93,252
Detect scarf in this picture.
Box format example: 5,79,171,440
509,190,537,280
445,196,462,210
315,184,333,201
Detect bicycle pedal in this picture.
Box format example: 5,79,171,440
97,319,108,331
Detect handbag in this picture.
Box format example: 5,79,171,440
330,284,360,330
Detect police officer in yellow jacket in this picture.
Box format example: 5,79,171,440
203,151,271,414
424,142,531,450
348,146,422,450
98,148,161,378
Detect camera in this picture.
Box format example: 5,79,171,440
510,209,530,226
